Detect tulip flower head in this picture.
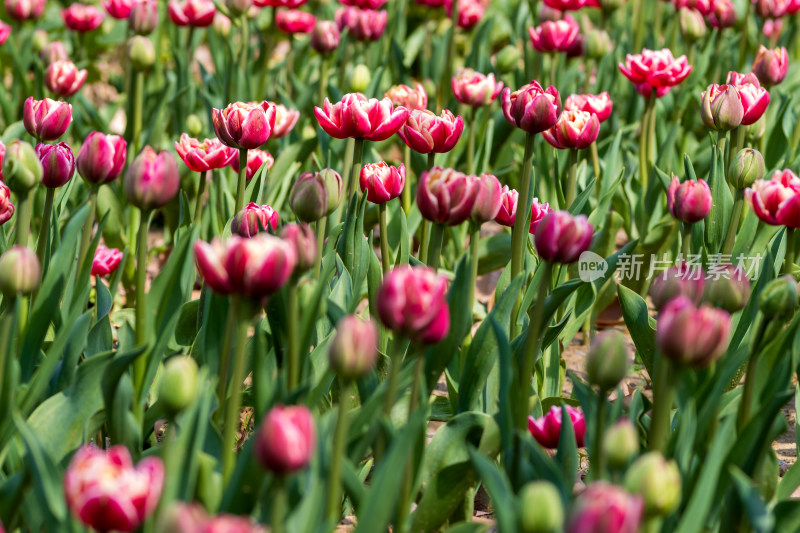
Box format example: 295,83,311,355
41,41,69,66
230,149,274,181
724,72,770,126
329,315,379,379
36,142,75,188
416,166,479,226
494,185,551,233
175,134,236,173
310,20,341,54
103,0,135,19
77,132,127,185
270,104,300,139
255,0,306,6
746,169,800,228
469,173,503,223
129,0,159,34
703,264,751,313
451,68,504,108
618,48,692,98
398,109,465,154
340,0,388,7
445,0,486,29
275,9,316,33
656,296,731,367
700,84,743,131
360,161,405,204
534,210,593,263
415,0,447,7
566,482,644,533
529,14,581,53
752,45,788,87
123,147,181,210
213,101,277,150
544,0,600,9
231,202,279,237
667,177,712,223
501,80,561,134
279,222,318,272
158,503,267,533
92,244,123,277
0,182,14,226
649,262,705,310
290,170,342,221
168,0,217,27
0,22,11,45
23,97,72,141
542,109,600,150
45,60,88,97
528,405,587,448
314,93,409,141
708,0,738,28
2,140,43,194
564,92,613,122
254,405,317,474
4,0,46,20
377,265,451,344
385,83,428,111
62,4,106,32
335,7,387,41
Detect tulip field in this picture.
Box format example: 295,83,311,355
4,0,800,531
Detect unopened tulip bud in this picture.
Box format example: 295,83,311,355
128,36,155,70
495,44,520,73
291,171,328,222
31,29,48,54
667,177,712,223
186,114,204,138
254,405,316,474
232,203,279,237
567,483,644,533
759,276,799,320
624,452,682,518
213,12,231,37
703,265,751,312
159,357,199,415
518,481,564,533
23,97,72,141
36,142,75,189
280,223,318,272
534,211,593,264
226,0,253,16
656,296,731,368
329,315,379,379
319,169,342,213
586,330,630,391
752,45,788,87
701,84,744,131
40,41,68,66
123,147,180,210
603,419,639,470
649,264,704,310
311,20,340,54
77,132,128,185
728,148,765,189
351,64,371,93
584,29,613,60
129,0,158,35
2,140,43,194
679,7,706,43
0,246,41,297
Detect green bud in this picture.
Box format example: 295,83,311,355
750,114,766,141
0,246,41,298
195,452,222,511
318,168,343,215
679,7,707,43
603,419,640,470
351,64,371,93
584,30,613,60
624,452,682,518
759,276,799,320
728,148,765,189
158,357,199,415
128,36,155,71
495,44,521,73
586,331,630,391
32,29,49,55
703,265,751,313
518,481,564,533
186,114,204,138
2,140,43,194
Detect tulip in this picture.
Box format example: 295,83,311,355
231,202,279,237
77,132,127,185
4,0,46,20
649,263,704,311
566,483,644,533
340,0,388,6
586,331,630,392
583,29,613,60
129,0,158,35
271,104,300,139
469,173,502,223
123,147,180,211
416,166,478,226
746,170,800,228
91,244,123,277
213,11,231,36
350,64,371,93
759,276,799,320
103,0,135,19
329,315,379,379
36,142,75,189
700,84,743,131
385,82,428,111
445,0,486,29
314,93,409,141
276,9,316,33
128,36,154,70
754,0,788,18
495,44,521,72
679,7,706,42
667,177,712,224
703,264,751,313
564,92,613,122
724,72,769,126
657,296,731,368
167,0,216,27
310,20,340,54
159,356,199,415
45,60,88,97
752,45,788,87
528,405,587,448
0,140,4,181
359,161,405,204
23,97,72,141
603,420,640,470
543,0,600,9
625,452,682,519
518,482,565,533
451,68,504,108
335,6,387,41
501,80,561,135
534,210,593,264
226,0,253,14
212,101,277,150
618,48,692,98
414,0,447,7
64,445,165,533
0,246,40,297
254,405,317,474
291,170,342,222
2,140,43,195
763,18,783,40
529,14,580,53
494,186,551,234
728,148,765,190
255,0,306,6
41,41,68,66
673,0,713,17
174,135,236,173
377,265,450,344
230,149,274,180
398,109,464,154
158,503,267,533
279,222,318,273
708,0,737,28
0,183,13,226
542,109,600,150
62,4,105,32
0,21,10,45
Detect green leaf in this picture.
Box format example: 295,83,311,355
468,447,516,532
729,466,774,533
617,284,656,376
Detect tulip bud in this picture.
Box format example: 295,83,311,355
534,211,593,264
603,419,640,470
311,20,340,54
329,315,379,380
254,405,316,474
129,0,158,35
45,60,88,98
667,177,712,223
679,7,706,43
759,276,799,320
377,266,451,344
598,0,626,11
360,162,405,204
584,29,613,60
529,405,587,448
728,148,765,189
31,28,48,54
701,84,744,131
213,12,231,37
703,265,751,313
186,114,204,138
752,45,788,87
351,64,371,93
77,132,128,185
469,173,502,223
231,203,279,237
585,331,630,391
2,140,43,194
128,36,155,71
159,357,199,416
518,481,564,533
23,97,72,141
123,147,181,210
41,41,69,66
226,0,253,17
280,223,318,273
649,264,704,310
290,172,328,222
657,296,731,368
624,452,682,518
502,81,561,135
0,246,41,297
91,244,123,277
320,169,343,213
36,142,75,189
567,483,644,533
495,44,520,73
0,183,14,226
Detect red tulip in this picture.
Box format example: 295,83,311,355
158,503,267,533
41,41,68,66
618,48,692,98
416,166,478,226
335,6,387,41
340,0,388,7
175,134,236,173
254,405,317,474
501,80,561,135
752,45,788,87
745,169,800,228
230,149,274,180
36,142,75,188
314,93,409,141
762,18,782,40
64,445,164,533
254,0,306,6
359,161,405,204
123,147,180,210
45,60,88,97
377,265,451,344
564,92,613,122
275,9,316,33
415,0,446,6
494,185,553,233
708,0,737,28
212,101,278,150
77,132,127,185
0,21,10,45
23,97,72,141
231,202,279,237
566,482,644,533
754,0,790,18
398,109,464,154
0,140,4,182
469,173,502,223
129,0,158,35
667,177,712,223
656,296,731,367
723,72,769,126
62,4,105,32
529,14,580,53
649,263,705,311
103,0,135,19
384,83,428,112
271,104,300,139
310,20,340,54
542,110,600,150
4,0,46,20
528,405,587,448
0,182,14,226
92,244,123,277
534,210,593,263
279,222,318,272
329,315,379,379
543,0,600,9
452,68,504,108
444,0,486,29
168,0,216,27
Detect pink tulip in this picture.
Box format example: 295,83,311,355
529,14,580,53
0,182,14,226
0,140,4,182
77,132,127,185
724,72,769,126
254,405,317,474
745,169,800,228
45,60,88,97
618,48,692,98
762,18,782,39
212,101,277,150
415,0,447,6
314,93,409,141
501,80,561,135
275,9,316,33
416,166,478,226
335,6,387,41
377,265,451,344
41,41,68,66
103,0,135,19
534,210,593,263
129,0,158,35
310,20,340,54
445,0,486,29
452,68,504,108
64,445,164,533
650,262,705,311
254,0,306,6
279,222,318,272
230,149,274,180
168,0,216,27
494,186,553,233
123,147,180,210
63,4,105,32
92,244,123,277
469,173,502,223
667,177,711,223
359,161,405,204
23,97,72,141
4,0,46,20
542,110,600,150
672,0,713,15
0,21,10,45
398,109,464,154
271,104,300,139
528,405,587,448
754,0,790,18
340,0,388,7
752,45,788,87
564,92,613,122
159,503,267,533
385,83,428,112
36,142,75,188
194,235,297,297
174,135,236,173
566,482,644,533
708,0,737,27
656,296,731,367
231,202,279,237
543,0,600,9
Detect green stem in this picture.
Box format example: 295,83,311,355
286,281,300,391
395,356,426,533
239,14,250,99
402,145,412,215
633,0,645,50
737,318,768,431
36,188,55,268
565,149,579,208
379,203,391,274
257,8,275,98
717,131,728,183
348,138,365,199
437,0,459,112
383,340,406,418
730,127,745,170
419,220,429,264
334,138,355,226
467,107,477,174
271,476,287,533
594,396,607,480
467,223,480,323
235,148,248,216
784,228,796,275
77,186,98,272
738,3,751,70
648,353,675,453
221,297,251,483
426,223,445,271
132,209,151,424
549,53,559,87
214,299,237,424
314,217,326,277
194,170,208,227
318,56,329,110
131,70,144,156
722,190,744,255
590,141,601,186
0,300,17,398
681,222,692,259
510,133,536,337
15,190,32,248
326,379,351,524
